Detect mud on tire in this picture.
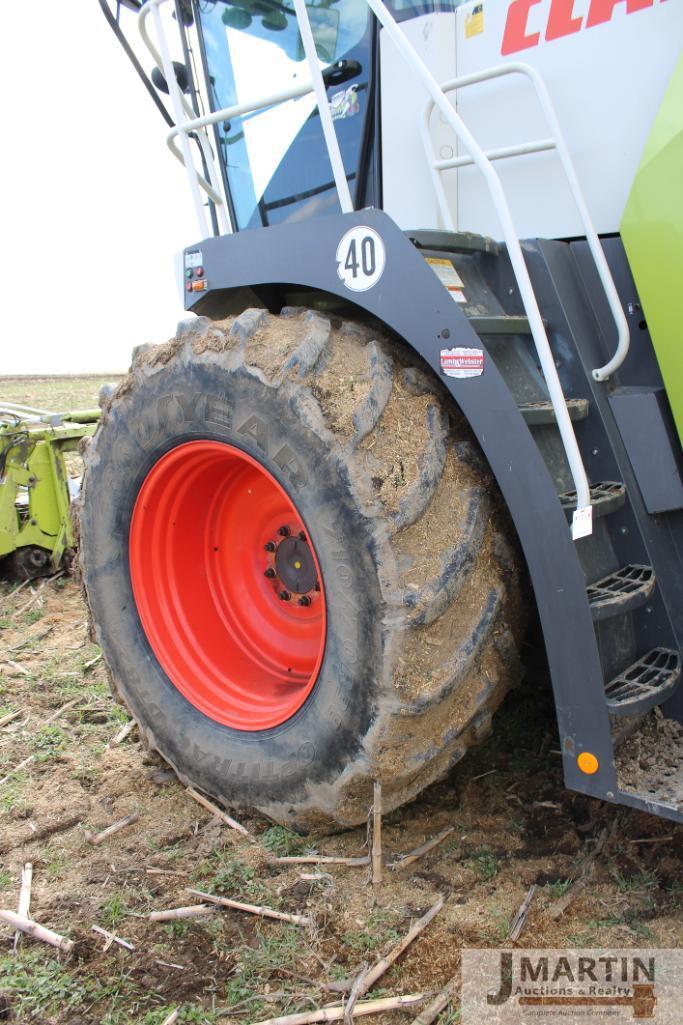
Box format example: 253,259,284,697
80,309,526,829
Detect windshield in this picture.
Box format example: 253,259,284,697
197,0,375,230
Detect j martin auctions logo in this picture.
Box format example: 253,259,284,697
461,949,681,1024
488,952,656,1017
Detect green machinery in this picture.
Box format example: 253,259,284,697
0,405,100,579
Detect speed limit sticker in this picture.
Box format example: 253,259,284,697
336,226,386,291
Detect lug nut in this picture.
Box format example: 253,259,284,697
264,568,276,578
279,590,291,601
298,595,311,607
264,541,276,552
278,525,291,537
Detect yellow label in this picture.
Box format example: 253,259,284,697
465,3,484,38
426,258,467,303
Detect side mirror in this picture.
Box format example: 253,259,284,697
151,61,190,95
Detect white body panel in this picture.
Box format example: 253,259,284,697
382,0,682,237
380,14,457,229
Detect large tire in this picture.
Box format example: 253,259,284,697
80,309,525,830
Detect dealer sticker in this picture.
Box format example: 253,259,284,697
440,346,484,379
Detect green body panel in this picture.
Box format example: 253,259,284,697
621,51,683,444
0,414,99,571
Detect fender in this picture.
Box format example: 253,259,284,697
184,209,618,801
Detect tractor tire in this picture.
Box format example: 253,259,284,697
79,309,525,830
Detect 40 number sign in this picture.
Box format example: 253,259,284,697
336,226,386,291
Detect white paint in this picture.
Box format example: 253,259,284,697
380,14,457,230
380,2,681,239
452,0,682,238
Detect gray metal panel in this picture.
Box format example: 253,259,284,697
609,389,683,514
186,209,619,801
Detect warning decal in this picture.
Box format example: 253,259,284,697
465,3,484,38
426,257,467,303
440,347,484,379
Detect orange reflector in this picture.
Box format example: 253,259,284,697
577,751,599,775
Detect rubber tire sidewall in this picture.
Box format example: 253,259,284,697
81,357,387,814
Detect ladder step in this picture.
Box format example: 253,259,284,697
469,315,531,336
587,564,656,622
606,648,681,716
559,480,625,519
519,398,589,425
407,229,500,255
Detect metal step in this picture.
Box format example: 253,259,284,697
519,398,589,425
469,315,531,336
587,564,656,622
407,229,500,256
605,648,681,716
559,480,625,519
616,710,683,815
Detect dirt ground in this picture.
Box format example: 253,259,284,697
1,378,682,1025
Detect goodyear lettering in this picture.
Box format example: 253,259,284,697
273,443,308,489
237,413,268,453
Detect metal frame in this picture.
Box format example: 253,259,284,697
0,408,99,571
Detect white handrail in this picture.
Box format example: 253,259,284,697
369,0,590,513
165,81,317,203
434,138,555,172
139,0,231,235
423,62,630,382
292,0,354,213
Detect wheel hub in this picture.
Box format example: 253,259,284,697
271,532,318,597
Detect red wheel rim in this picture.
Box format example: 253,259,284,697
129,440,326,730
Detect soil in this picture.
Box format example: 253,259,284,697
1,378,682,1025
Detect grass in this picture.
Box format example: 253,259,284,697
467,848,499,881
0,948,165,1024
0,776,30,813
195,849,274,905
0,951,90,1018
543,878,572,900
342,907,401,954
223,924,303,1017
611,868,659,893
100,892,130,929
0,375,124,411
31,724,67,760
260,824,307,857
